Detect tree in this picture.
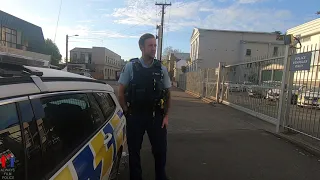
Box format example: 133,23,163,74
161,46,181,69
273,31,285,41
162,46,181,61
44,39,62,66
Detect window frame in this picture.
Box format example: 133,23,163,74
245,49,252,56
0,96,33,180
1,26,18,48
28,90,116,179
92,91,117,122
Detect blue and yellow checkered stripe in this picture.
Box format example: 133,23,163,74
50,109,126,180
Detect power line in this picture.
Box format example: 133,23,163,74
54,0,63,43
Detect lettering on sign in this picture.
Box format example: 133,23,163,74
290,52,312,71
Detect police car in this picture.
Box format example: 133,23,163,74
0,63,127,180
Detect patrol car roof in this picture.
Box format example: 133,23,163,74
0,64,114,100
25,66,93,79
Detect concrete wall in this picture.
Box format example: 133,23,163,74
199,31,282,68
191,29,284,70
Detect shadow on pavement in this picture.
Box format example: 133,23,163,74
118,86,320,180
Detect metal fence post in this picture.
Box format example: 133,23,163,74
216,62,222,102
206,69,209,97
277,45,291,133
283,48,296,130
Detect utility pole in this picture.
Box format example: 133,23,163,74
155,2,171,61
65,34,79,67
156,25,163,60
66,35,69,65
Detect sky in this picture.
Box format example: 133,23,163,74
1,0,319,61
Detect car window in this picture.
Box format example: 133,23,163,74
17,100,43,180
0,102,25,180
93,92,116,121
30,93,106,179
87,93,106,127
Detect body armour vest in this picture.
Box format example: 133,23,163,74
125,58,165,112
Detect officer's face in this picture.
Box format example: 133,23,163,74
142,38,157,59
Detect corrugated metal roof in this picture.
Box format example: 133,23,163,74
0,10,46,54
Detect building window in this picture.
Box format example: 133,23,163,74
273,47,279,57
80,53,85,62
72,53,77,62
88,53,92,64
246,49,251,56
1,27,17,48
301,36,311,43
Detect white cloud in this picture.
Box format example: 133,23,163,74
111,0,294,33
237,0,265,4
91,30,139,38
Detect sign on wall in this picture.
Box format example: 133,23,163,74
290,52,312,71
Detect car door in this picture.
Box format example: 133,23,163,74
0,97,28,180
28,92,116,180
92,92,121,173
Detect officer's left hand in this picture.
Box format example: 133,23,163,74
162,114,169,128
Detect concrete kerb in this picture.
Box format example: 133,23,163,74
182,88,320,158
263,130,320,158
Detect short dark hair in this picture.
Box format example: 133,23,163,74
139,33,155,47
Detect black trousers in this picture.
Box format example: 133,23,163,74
126,112,167,180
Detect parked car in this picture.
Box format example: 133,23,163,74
290,84,306,104
266,88,280,101
247,81,281,99
240,81,256,92
297,91,320,108
223,81,241,92
0,63,127,180
248,86,265,98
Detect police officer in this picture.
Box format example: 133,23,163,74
118,33,171,180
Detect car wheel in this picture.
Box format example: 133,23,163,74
109,151,122,180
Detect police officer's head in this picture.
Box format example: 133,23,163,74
139,33,157,59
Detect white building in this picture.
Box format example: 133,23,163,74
189,28,285,71
70,47,124,80
287,18,320,84
168,53,190,82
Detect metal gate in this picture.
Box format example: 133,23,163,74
219,56,285,125
280,44,320,140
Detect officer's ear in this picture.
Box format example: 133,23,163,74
139,45,144,52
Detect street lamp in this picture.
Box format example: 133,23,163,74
66,34,79,65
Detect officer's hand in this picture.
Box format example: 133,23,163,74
162,115,169,128
123,106,128,116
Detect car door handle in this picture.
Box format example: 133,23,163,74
104,133,112,145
